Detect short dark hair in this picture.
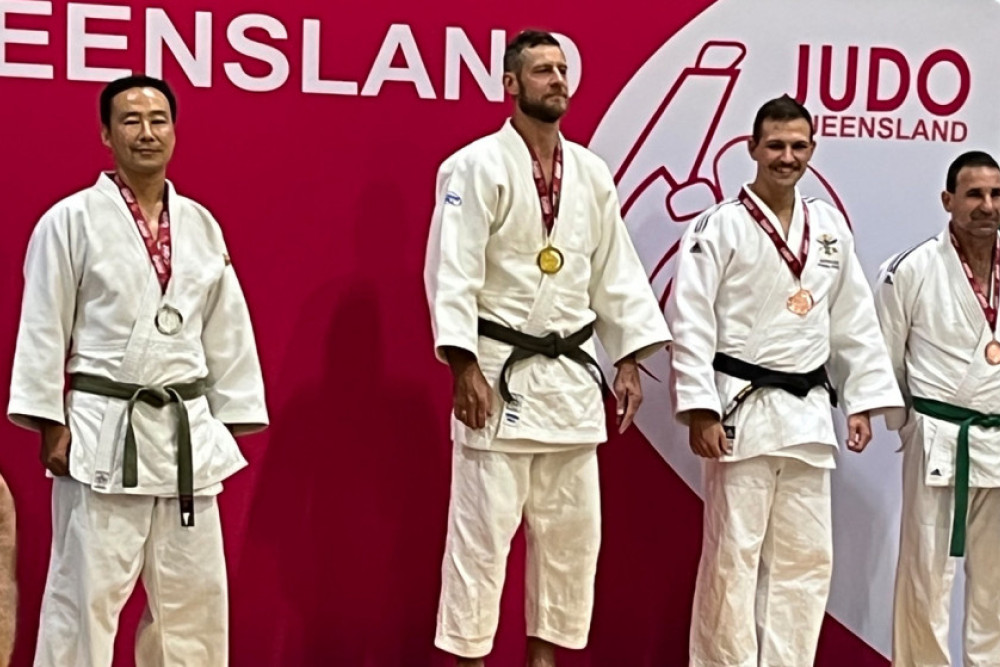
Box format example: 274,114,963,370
100,75,177,127
503,30,561,74
752,94,813,143
946,151,1000,193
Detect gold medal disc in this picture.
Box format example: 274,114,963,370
786,288,814,316
987,340,1000,366
537,246,564,275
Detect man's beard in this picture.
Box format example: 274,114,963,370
517,91,566,123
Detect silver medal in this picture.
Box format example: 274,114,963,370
155,305,183,335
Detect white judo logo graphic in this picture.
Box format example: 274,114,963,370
609,41,847,313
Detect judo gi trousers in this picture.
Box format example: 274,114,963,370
893,428,1000,666
34,478,228,667
690,455,833,667
435,443,601,658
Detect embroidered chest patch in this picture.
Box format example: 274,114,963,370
818,234,839,256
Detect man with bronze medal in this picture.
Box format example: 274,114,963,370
424,30,670,666
7,76,268,665
668,95,903,666
875,151,1000,665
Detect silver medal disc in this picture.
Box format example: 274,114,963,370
155,305,183,335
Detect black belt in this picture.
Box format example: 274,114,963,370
713,352,837,423
477,318,607,403
70,373,208,527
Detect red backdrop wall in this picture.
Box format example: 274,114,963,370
0,1,888,664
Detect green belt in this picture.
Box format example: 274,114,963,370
912,396,1000,557
70,373,208,527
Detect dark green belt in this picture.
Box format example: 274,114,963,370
912,396,1000,557
70,373,208,527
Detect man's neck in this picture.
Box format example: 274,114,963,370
511,112,560,160
747,179,795,218
117,168,166,209
952,223,996,266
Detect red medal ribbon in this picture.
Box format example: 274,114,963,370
949,225,1000,331
738,187,810,279
109,172,172,293
513,125,563,234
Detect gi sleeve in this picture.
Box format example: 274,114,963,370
666,210,726,424
8,207,79,430
423,150,497,363
873,253,917,429
588,165,671,363
826,232,905,423
201,246,269,433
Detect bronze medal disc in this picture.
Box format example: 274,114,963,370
987,340,1000,366
537,246,564,275
786,288,814,316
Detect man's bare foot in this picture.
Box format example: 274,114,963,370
0,476,16,667
527,637,556,667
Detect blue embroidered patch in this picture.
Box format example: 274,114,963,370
445,192,462,206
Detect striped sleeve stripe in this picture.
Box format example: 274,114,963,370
887,236,935,273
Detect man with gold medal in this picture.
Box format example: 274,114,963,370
424,30,670,667
668,95,903,666
875,151,1000,665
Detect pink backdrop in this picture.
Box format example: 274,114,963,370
0,0,887,664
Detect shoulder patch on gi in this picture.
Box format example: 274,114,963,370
444,191,462,206
817,234,839,256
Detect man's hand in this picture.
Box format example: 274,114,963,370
846,411,872,453
688,409,731,458
445,347,493,430
613,355,643,434
39,420,71,476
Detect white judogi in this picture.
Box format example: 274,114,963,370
8,173,268,667
876,230,1000,666
425,120,670,657
668,186,903,667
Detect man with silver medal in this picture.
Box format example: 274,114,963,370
424,30,669,667
668,95,903,666
8,75,268,665
875,151,1000,665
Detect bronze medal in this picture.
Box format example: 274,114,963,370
987,340,1000,366
786,288,814,316
537,246,564,275
950,228,1000,367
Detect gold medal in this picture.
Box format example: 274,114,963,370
987,340,1000,366
537,246,564,274
786,288,814,316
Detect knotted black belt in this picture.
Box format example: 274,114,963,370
477,318,607,403
70,373,208,527
713,352,837,423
